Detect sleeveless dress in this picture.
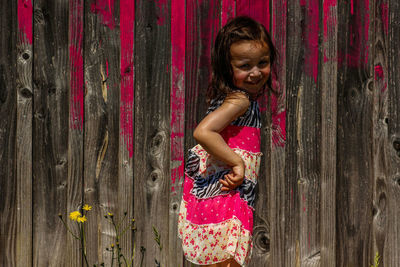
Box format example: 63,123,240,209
178,95,262,266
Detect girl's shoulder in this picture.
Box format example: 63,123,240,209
206,90,250,115
206,90,261,128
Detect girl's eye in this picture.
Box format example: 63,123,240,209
259,60,270,66
239,64,250,69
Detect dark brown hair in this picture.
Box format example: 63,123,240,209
207,16,277,103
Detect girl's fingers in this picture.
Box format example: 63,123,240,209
221,185,230,191
224,175,236,186
219,179,230,191
219,179,229,187
220,178,234,190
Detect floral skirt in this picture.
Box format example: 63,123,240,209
177,144,261,266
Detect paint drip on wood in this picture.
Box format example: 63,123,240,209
339,0,370,68
91,0,115,29
155,0,168,26
18,0,33,44
300,0,319,84
171,0,185,192
120,0,135,157
69,0,84,130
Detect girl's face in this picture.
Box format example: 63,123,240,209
230,40,270,95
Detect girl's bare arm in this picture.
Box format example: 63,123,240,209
193,91,250,190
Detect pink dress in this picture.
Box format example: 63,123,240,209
178,96,262,266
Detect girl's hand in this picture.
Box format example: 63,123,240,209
219,161,245,191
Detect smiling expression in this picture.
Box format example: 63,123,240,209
230,40,271,95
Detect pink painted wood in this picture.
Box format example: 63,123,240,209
300,0,319,84
221,0,236,26
91,0,116,28
18,0,33,44
120,0,135,157
271,0,286,147
69,0,84,130
171,0,185,192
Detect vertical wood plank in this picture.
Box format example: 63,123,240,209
133,0,171,266
297,0,321,265
372,0,388,264
67,0,85,265
384,0,400,265
221,0,235,26
0,1,18,266
171,0,185,266
119,0,135,263
283,0,302,265
15,1,33,266
185,0,220,152
270,0,287,266
320,0,338,266
32,0,70,266
235,0,249,17
336,0,374,266
236,0,270,30
84,0,121,265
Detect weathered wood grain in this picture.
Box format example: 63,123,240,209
67,0,85,265
0,1,18,266
170,0,185,266
384,0,400,265
32,0,71,266
84,0,122,265
336,1,374,266
185,0,220,151
15,1,34,267
297,0,321,266
269,1,287,266
133,0,171,266
119,0,136,265
285,0,304,265
221,0,235,26
236,0,270,30
320,0,338,266
371,0,388,265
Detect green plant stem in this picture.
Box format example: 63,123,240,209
120,224,132,237
116,243,121,267
121,254,128,266
59,217,80,240
80,223,89,267
116,212,128,230
111,248,114,267
126,241,135,267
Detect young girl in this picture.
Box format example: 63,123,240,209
178,16,277,267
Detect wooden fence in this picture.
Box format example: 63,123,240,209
1,0,399,266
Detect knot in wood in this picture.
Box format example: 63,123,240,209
150,131,166,156
147,169,162,188
393,140,400,152
171,202,179,212
253,225,270,253
19,87,33,98
394,176,400,187
22,52,30,60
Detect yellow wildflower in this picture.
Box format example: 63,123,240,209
83,204,92,211
77,215,87,223
69,211,81,221
108,212,114,217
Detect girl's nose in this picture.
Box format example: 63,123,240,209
249,68,261,78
